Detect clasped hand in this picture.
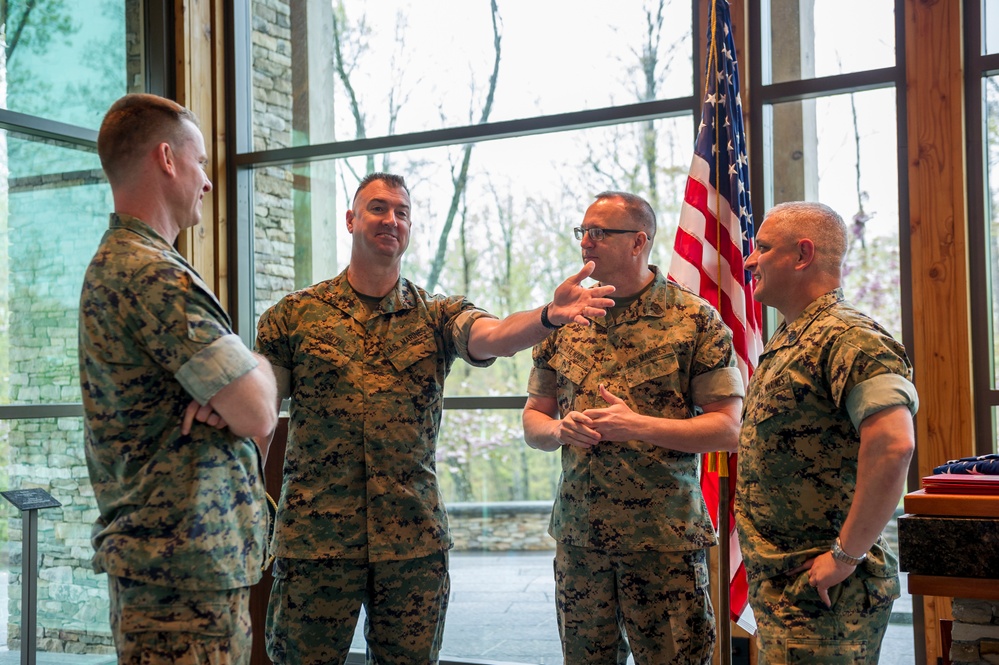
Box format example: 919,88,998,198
556,385,635,448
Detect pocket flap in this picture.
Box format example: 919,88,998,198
624,346,678,388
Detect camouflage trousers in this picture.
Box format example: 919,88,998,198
266,552,449,665
555,543,715,665
749,568,898,664
107,576,252,665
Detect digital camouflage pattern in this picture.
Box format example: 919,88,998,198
736,289,917,662
528,267,741,664
108,576,252,665
265,553,449,665
749,569,895,665
736,289,916,581
254,268,495,562
528,267,744,552
556,544,715,664
79,213,268,591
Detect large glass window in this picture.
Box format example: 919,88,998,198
2,1,139,128
971,3,999,454
238,2,699,662
766,88,902,339
754,0,914,655
248,0,693,148
0,1,152,658
763,0,895,84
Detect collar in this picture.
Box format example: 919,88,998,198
591,265,669,328
767,288,845,350
319,268,419,319
109,213,175,253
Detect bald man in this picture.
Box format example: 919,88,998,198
735,202,918,664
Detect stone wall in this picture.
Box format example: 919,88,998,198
448,501,555,551
6,170,113,651
251,0,295,318
3,0,171,652
951,598,999,665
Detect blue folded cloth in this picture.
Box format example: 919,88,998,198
933,453,999,475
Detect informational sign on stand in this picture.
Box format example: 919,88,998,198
1,489,62,511
1,488,62,665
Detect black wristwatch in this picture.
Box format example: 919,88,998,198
540,303,563,330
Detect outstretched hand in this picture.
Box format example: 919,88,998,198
548,261,615,327
181,399,228,436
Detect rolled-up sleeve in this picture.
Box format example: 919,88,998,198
175,334,258,405
450,308,498,368
527,365,557,397
846,373,919,430
691,366,745,406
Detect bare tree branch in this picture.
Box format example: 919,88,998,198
5,0,38,62
425,0,502,292
331,3,374,174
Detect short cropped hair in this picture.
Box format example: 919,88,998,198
593,191,657,243
352,172,411,206
97,93,200,185
766,201,848,274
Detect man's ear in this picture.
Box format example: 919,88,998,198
796,238,816,270
154,142,175,176
345,209,355,233
632,231,648,256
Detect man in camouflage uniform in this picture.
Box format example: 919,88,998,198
255,172,615,665
79,93,278,665
735,201,918,664
522,191,744,664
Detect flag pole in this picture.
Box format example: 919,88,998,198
705,1,733,662
718,452,732,665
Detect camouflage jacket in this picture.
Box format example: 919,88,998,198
528,267,744,552
736,289,918,582
255,269,495,562
78,213,267,590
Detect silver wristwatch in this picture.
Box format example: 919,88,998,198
831,537,867,566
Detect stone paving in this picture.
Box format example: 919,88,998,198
348,550,918,665
0,551,918,664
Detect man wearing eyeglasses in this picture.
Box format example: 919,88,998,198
523,191,744,664
254,172,616,665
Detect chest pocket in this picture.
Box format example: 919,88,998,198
549,351,591,387
623,346,679,388
301,334,353,369
744,373,797,427
387,330,438,372
295,334,354,417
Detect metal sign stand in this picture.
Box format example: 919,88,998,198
1,488,62,665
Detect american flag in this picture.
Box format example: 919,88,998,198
667,0,762,632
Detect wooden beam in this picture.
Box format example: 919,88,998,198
174,0,228,306
903,0,973,662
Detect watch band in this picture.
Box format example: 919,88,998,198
540,303,563,330
831,537,868,566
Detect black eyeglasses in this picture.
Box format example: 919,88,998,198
573,227,640,242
